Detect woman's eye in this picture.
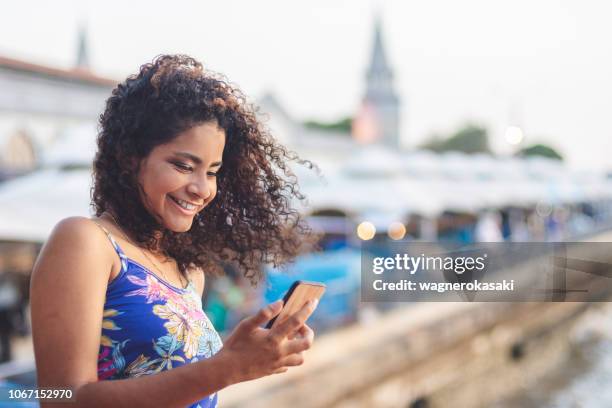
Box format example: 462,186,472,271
207,172,219,177
172,162,193,172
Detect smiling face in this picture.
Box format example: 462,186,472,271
136,121,226,232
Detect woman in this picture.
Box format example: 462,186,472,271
30,54,317,408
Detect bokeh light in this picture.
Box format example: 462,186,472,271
504,126,524,145
387,221,406,240
356,221,376,240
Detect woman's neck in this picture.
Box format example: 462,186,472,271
103,211,166,255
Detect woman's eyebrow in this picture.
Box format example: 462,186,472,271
173,151,202,164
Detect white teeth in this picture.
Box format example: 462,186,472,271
173,197,197,211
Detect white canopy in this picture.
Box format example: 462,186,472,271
1,139,611,243
0,168,92,242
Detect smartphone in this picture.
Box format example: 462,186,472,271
265,280,326,329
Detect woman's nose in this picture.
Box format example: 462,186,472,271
187,176,211,200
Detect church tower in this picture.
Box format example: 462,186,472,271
356,15,401,148
75,23,90,70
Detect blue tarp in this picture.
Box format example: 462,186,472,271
264,248,362,331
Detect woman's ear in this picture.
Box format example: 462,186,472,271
126,156,141,173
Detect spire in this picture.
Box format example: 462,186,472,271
367,16,390,79
365,14,397,103
76,23,90,70
356,13,401,148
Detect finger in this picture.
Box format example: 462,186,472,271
238,300,283,332
270,299,317,341
273,367,288,375
287,324,302,340
278,352,305,367
288,323,314,341
283,335,314,355
297,324,315,342
283,325,315,355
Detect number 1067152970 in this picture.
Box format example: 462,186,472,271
3,386,75,402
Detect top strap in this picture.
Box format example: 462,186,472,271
93,221,129,273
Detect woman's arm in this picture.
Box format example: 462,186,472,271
73,353,229,407
31,217,315,408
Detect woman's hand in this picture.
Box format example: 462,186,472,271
217,299,317,384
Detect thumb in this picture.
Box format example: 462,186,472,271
239,300,283,332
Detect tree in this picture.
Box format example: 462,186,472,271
420,124,491,154
517,144,563,161
303,117,352,133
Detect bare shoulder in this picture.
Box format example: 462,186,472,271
49,216,105,241
32,216,114,281
189,266,206,298
46,216,109,254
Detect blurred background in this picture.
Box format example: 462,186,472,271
1,0,612,407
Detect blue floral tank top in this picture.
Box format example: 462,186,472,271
94,223,223,408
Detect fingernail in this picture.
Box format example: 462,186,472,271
311,299,318,308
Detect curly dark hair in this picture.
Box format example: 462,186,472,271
92,54,316,283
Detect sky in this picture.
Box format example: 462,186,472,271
1,0,611,171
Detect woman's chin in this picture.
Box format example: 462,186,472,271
174,223,194,233
163,216,194,233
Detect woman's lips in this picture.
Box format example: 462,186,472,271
168,195,199,215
